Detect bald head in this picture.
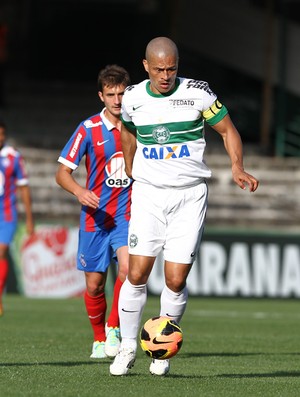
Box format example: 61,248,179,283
145,37,179,63
143,37,179,95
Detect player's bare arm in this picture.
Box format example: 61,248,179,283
18,185,35,235
121,124,137,179
212,114,259,192
56,164,99,209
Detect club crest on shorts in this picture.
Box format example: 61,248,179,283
152,125,170,144
129,234,138,248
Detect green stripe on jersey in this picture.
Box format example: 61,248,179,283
136,119,204,145
206,105,228,126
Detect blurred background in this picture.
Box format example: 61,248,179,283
0,0,300,154
0,0,299,297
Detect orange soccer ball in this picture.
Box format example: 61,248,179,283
140,316,183,360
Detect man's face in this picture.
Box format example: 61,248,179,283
0,127,6,150
143,54,178,95
98,84,127,119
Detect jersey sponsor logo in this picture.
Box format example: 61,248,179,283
169,99,195,107
152,126,170,144
125,84,135,92
105,151,130,188
97,139,109,146
69,133,83,159
186,79,215,96
83,119,103,128
143,145,190,160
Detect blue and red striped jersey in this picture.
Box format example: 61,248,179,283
0,145,29,223
58,110,132,232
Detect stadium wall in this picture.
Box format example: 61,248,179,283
7,222,300,299
175,0,300,97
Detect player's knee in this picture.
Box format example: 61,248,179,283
86,280,105,296
128,270,149,285
117,263,129,281
165,277,186,292
0,245,9,258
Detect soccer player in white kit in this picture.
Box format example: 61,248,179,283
110,37,259,376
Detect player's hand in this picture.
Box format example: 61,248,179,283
124,165,133,179
232,166,259,192
26,219,35,236
76,188,99,209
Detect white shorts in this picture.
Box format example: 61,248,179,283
128,181,208,263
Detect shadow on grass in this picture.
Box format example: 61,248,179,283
1,352,300,368
1,361,300,380
217,371,300,378
180,352,300,358
1,359,300,380
1,351,300,381
166,370,300,379
0,361,102,367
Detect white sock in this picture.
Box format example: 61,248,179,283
160,285,188,323
118,277,147,351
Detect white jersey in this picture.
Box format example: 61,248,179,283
121,77,228,188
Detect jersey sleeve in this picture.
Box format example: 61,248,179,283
195,81,228,126
58,124,88,170
202,99,228,126
15,154,29,186
120,114,136,133
120,105,136,133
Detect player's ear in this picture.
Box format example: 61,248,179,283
143,59,149,73
98,91,104,102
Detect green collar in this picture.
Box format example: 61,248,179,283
146,78,180,98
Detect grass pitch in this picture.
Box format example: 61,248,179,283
1,294,300,397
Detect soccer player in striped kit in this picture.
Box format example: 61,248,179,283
0,120,35,315
56,65,132,359
110,37,259,376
